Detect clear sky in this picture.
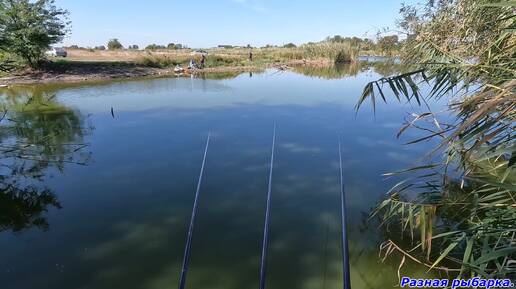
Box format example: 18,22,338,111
55,0,416,48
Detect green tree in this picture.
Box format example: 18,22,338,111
107,38,123,50
377,35,399,54
0,0,69,67
283,43,297,48
145,44,166,50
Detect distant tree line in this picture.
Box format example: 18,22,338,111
66,41,187,51
145,43,185,50
325,35,401,55
260,36,402,55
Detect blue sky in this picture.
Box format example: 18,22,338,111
56,0,416,48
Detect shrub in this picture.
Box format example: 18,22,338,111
334,50,352,64
301,42,358,62
107,39,123,50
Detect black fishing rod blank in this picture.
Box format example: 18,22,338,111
259,125,276,289
178,133,211,289
338,138,352,289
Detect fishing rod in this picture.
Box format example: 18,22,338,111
338,137,352,289
259,124,276,289
178,133,211,289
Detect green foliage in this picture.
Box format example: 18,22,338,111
145,44,165,50
0,57,16,72
377,35,399,55
205,55,243,67
283,43,297,48
136,55,188,68
326,35,366,47
301,42,359,62
145,43,184,50
107,39,123,50
325,35,391,55
0,0,69,67
358,0,516,279
334,49,353,64
167,43,183,50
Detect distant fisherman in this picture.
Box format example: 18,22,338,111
249,51,253,62
200,54,206,69
189,59,197,69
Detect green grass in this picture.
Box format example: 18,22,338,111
135,55,188,68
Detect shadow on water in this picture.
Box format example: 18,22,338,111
0,88,92,233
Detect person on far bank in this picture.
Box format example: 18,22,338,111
249,51,253,62
201,54,206,69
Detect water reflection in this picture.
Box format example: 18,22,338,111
291,63,364,79
0,183,61,232
0,88,91,233
194,70,262,80
291,60,406,80
0,65,435,289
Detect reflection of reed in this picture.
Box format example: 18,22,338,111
291,60,406,79
291,62,364,79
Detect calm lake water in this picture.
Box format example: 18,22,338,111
0,64,440,289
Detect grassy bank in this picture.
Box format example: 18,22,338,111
0,44,369,85
63,43,359,69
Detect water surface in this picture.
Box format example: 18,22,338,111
0,65,439,289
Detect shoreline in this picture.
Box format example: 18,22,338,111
0,59,342,86
0,65,261,86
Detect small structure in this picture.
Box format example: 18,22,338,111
45,47,67,57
